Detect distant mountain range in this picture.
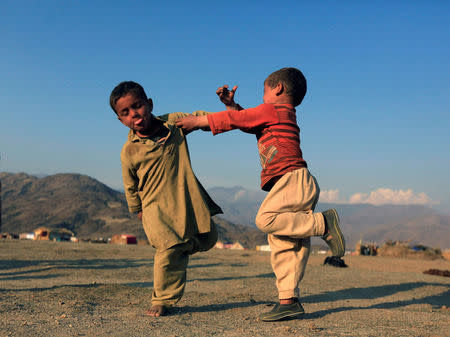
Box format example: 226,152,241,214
208,186,450,250
1,172,449,250
0,172,266,248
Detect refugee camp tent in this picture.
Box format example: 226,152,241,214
33,227,74,241
110,234,137,245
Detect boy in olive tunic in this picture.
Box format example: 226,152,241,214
110,81,222,317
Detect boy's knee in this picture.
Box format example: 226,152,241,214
191,227,218,253
255,212,275,234
204,220,218,249
200,230,218,251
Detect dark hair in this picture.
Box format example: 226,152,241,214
265,67,307,106
109,81,148,114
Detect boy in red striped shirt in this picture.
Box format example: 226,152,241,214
176,67,345,321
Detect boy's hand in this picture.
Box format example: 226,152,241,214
216,85,243,110
137,211,142,220
175,115,209,133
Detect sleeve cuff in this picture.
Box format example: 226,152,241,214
207,114,219,135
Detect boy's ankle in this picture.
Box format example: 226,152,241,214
279,298,297,305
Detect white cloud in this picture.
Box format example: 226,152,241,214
319,189,342,203
318,188,434,206
349,188,432,206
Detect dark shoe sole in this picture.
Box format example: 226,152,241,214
260,310,304,322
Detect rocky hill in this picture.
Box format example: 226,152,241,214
0,172,142,238
0,173,266,248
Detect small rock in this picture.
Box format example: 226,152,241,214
282,326,294,333
309,323,322,331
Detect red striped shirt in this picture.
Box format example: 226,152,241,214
207,103,307,191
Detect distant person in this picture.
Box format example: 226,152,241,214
110,81,222,317
176,67,345,322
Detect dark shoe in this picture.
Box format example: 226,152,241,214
322,209,345,257
259,300,305,322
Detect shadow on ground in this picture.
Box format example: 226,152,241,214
0,258,153,273
302,282,449,319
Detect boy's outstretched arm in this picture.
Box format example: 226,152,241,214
175,115,209,133
176,84,244,133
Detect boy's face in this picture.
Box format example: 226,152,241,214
115,93,153,137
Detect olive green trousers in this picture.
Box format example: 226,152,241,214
151,222,218,306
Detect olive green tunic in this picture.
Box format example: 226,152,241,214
120,111,222,249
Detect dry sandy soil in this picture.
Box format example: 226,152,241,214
0,240,449,337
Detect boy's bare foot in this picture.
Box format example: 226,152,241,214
145,304,167,317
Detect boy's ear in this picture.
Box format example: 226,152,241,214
275,83,284,96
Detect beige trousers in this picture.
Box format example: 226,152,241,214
151,222,218,306
255,168,324,299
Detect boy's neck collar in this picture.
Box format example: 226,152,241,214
265,97,295,105
135,118,170,140
265,101,295,107
135,115,161,138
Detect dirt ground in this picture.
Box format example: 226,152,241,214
1,240,449,337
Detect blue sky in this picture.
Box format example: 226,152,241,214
1,1,449,213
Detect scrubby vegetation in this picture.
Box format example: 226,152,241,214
378,240,443,260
